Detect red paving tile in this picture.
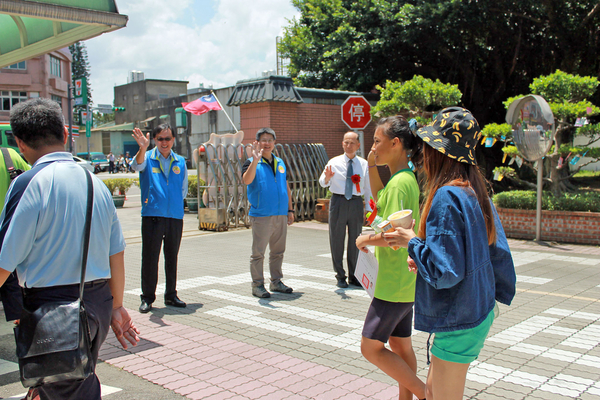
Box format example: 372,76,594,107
164,377,200,391
174,381,212,396
99,312,398,400
187,385,226,399
243,384,280,399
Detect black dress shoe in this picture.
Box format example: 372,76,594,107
139,300,152,313
165,296,186,308
336,278,348,288
348,277,361,286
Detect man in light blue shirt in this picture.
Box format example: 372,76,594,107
131,124,187,313
0,98,139,400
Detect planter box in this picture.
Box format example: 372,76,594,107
496,207,600,245
112,195,125,208
315,199,330,223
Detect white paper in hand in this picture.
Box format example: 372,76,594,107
354,249,379,299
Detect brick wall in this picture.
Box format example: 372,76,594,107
239,102,377,160
497,208,600,245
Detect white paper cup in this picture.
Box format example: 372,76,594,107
388,209,413,229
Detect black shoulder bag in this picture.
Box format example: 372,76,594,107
14,170,95,387
1,147,25,181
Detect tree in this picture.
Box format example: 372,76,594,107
371,75,462,123
482,71,600,195
69,41,92,107
279,0,600,124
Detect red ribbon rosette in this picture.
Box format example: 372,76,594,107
351,174,360,192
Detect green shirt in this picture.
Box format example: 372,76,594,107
0,148,30,211
374,169,420,303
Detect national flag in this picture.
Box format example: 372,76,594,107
182,94,222,115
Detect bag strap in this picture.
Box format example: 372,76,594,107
80,170,94,300
1,147,24,181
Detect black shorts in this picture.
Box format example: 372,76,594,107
362,297,414,343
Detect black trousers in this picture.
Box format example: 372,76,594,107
23,280,112,400
141,216,183,303
0,271,23,321
328,194,363,280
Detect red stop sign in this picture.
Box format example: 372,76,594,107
341,96,372,130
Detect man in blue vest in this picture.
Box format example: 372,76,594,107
132,124,187,313
242,128,294,298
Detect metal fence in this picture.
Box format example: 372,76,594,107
197,143,328,231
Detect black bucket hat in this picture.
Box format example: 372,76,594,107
415,107,482,165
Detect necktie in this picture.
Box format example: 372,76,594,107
345,159,354,200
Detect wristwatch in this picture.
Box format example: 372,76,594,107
288,209,294,213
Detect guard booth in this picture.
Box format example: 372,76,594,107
196,141,329,231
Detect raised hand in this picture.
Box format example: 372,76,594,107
251,141,263,159
324,165,335,184
367,150,376,166
110,306,140,349
132,128,150,151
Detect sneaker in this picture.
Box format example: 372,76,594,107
252,284,271,298
336,278,348,288
270,281,293,293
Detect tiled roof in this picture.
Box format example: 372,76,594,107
227,75,303,106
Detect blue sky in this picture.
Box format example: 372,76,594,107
85,0,299,106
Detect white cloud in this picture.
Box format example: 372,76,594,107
86,0,299,106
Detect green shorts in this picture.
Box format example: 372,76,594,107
431,308,495,364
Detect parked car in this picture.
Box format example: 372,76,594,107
77,152,110,172
73,155,95,173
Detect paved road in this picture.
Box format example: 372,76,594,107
1,201,599,399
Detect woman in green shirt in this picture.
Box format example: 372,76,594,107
356,116,425,400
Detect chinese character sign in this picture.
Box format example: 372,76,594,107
341,96,371,130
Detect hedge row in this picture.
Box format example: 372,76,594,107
493,190,600,212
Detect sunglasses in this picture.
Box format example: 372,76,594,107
155,137,173,142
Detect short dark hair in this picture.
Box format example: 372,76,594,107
10,98,65,149
152,123,173,138
256,127,276,141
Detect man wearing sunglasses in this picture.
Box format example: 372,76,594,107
131,124,188,313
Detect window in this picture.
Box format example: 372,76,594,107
29,92,40,98
133,94,139,104
0,91,28,111
5,131,17,148
158,93,168,99
102,132,111,155
49,56,61,77
2,61,26,70
51,95,62,107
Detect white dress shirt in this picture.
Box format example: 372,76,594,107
319,153,372,211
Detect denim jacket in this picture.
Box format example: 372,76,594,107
408,186,516,333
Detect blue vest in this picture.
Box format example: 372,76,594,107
247,156,288,217
139,148,186,219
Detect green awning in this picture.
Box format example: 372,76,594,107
0,0,128,68
91,122,133,132
159,114,170,119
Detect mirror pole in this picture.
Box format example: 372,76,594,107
535,159,543,241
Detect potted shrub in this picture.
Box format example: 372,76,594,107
186,175,205,212
103,178,134,208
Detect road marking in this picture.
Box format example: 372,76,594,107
468,362,600,398
516,275,552,285
3,385,121,399
125,263,363,296
0,358,18,375
511,251,600,266
200,289,364,328
205,305,362,352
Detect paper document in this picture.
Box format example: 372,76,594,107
354,249,379,299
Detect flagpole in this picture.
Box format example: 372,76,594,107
211,90,238,133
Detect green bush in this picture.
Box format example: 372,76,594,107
493,190,600,212
103,178,135,195
187,175,205,198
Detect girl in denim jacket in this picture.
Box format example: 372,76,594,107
385,107,516,400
